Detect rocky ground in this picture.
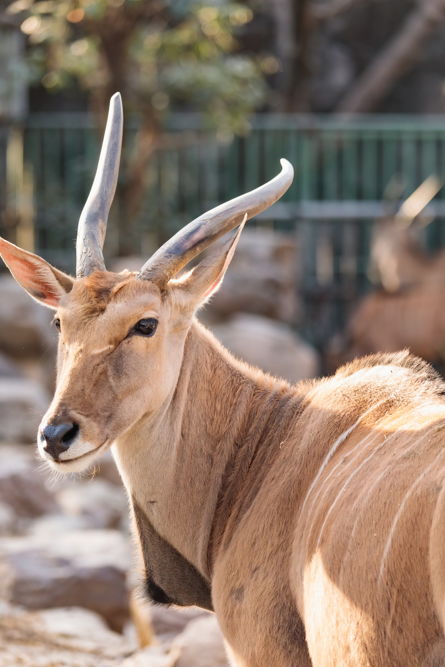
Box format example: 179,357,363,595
0,444,229,666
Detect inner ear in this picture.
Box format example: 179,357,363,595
0,238,74,309
168,220,245,309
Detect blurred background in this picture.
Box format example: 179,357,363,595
2,0,445,664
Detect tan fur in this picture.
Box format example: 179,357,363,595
48,280,445,664
5,242,445,664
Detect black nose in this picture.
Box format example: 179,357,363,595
41,421,79,460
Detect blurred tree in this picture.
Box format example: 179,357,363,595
337,0,445,112
268,0,364,111
269,0,445,113
6,0,267,253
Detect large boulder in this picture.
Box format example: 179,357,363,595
0,502,16,536
0,529,131,631
206,229,299,324
0,276,56,359
56,478,128,530
0,445,58,523
0,352,24,379
0,602,133,667
149,605,208,643
120,646,176,667
171,615,229,667
211,313,319,383
0,377,49,442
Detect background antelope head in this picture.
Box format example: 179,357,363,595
0,93,294,473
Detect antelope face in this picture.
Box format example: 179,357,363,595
0,93,293,474
38,274,185,472
37,266,222,471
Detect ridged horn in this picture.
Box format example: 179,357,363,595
137,158,294,283
76,92,123,278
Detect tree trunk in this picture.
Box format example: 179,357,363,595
269,0,296,110
269,0,314,111
337,0,445,113
288,0,313,111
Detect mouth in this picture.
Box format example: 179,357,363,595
39,438,110,473
57,439,109,464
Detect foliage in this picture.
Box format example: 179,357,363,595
6,0,268,135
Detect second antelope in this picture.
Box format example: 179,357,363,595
3,94,445,666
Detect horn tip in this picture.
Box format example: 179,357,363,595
110,92,123,112
279,158,294,177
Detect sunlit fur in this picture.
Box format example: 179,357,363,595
5,236,445,665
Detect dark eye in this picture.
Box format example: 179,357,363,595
53,317,61,331
132,318,158,337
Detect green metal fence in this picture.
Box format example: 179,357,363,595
3,113,445,346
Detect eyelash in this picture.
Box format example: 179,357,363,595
130,318,158,337
53,317,159,338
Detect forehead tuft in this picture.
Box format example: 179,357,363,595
65,271,160,318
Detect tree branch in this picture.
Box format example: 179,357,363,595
312,0,365,22
336,0,445,113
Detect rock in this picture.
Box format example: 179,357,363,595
56,479,128,530
120,645,176,667
38,606,131,648
0,444,59,519
0,377,49,442
206,229,299,324
0,276,56,359
29,513,95,535
211,313,319,383
0,602,132,666
0,502,15,535
0,352,24,379
172,615,229,667
149,605,209,642
0,529,131,631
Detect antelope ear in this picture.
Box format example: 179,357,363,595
0,238,74,309
169,216,246,307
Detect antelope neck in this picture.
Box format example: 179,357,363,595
113,320,301,584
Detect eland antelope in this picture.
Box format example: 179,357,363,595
3,94,445,666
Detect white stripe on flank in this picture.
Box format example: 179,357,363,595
306,429,379,537
337,461,393,579
299,399,387,522
315,430,390,551
337,430,432,583
377,442,445,586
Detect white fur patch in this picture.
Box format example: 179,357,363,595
38,434,108,473
58,439,97,461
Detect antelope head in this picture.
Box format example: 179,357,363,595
0,94,293,473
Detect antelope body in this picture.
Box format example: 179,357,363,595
4,96,445,666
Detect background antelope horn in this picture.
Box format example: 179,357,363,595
138,158,294,283
76,92,123,278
